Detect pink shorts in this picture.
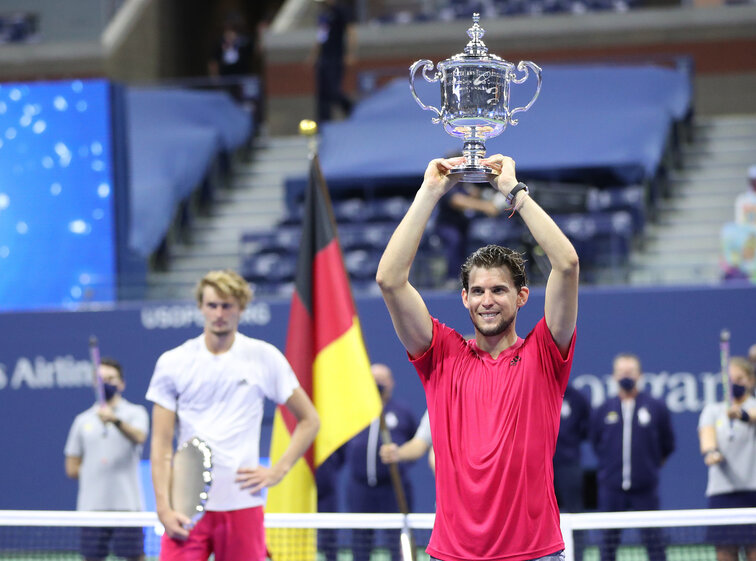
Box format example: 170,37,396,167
160,506,267,561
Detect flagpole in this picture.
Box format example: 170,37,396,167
268,117,383,561
380,414,417,561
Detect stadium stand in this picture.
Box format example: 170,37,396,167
0,11,39,44
239,60,690,293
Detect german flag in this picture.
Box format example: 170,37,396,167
266,154,382,559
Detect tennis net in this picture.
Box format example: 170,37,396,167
0,509,754,561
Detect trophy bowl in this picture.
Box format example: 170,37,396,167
409,13,542,182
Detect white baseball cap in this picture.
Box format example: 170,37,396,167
749,165,756,180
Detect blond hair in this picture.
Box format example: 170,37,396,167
195,270,252,309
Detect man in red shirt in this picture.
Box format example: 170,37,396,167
376,154,579,561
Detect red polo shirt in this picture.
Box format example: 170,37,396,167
412,317,575,561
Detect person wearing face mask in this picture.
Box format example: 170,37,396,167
344,363,418,561
64,357,149,561
698,356,756,561
590,353,675,561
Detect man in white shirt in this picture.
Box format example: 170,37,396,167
146,270,319,561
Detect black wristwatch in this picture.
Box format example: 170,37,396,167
113,418,122,428
505,182,529,206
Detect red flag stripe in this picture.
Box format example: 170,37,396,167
312,238,357,355
281,291,316,471
285,290,314,398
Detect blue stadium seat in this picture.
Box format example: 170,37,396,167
368,196,412,223
465,216,526,251
279,206,303,226
530,181,592,215
554,211,634,268
332,198,369,223
240,226,302,257
239,230,273,262
241,252,297,284
587,186,646,234
337,222,397,251
343,249,383,281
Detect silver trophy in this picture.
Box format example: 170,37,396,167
409,13,542,182
170,437,213,528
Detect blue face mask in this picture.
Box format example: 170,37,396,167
618,377,636,392
103,382,119,402
732,384,747,399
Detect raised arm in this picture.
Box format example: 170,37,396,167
97,405,146,444
483,155,579,356
376,158,463,357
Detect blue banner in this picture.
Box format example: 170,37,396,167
0,284,754,512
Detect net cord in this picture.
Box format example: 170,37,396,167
0,508,753,530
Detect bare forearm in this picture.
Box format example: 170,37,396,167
115,421,146,445
272,418,319,476
151,446,172,513
699,426,717,454
64,457,80,479
516,194,578,272
398,438,430,462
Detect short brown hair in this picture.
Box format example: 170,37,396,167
195,270,253,309
100,357,123,381
460,245,528,291
731,356,755,381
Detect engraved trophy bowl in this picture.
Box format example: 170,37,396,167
409,13,542,182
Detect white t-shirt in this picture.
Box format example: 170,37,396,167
414,410,432,447
146,332,300,511
698,397,756,496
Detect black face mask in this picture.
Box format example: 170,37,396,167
103,382,119,402
732,384,747,400
618,377,636,392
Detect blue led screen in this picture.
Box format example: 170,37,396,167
0,79,117,310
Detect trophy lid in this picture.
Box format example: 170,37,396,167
445,13,505,65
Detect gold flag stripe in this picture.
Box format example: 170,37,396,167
312,319,382,466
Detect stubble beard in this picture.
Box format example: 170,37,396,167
472,309,517,337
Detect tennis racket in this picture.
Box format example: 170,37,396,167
88,336,107,436
170,437,213,529
88,335,105,406
720,329,732,438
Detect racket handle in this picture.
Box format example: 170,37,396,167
89,335,106,407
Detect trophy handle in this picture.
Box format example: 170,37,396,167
508,61,542,125
409,59,442,124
